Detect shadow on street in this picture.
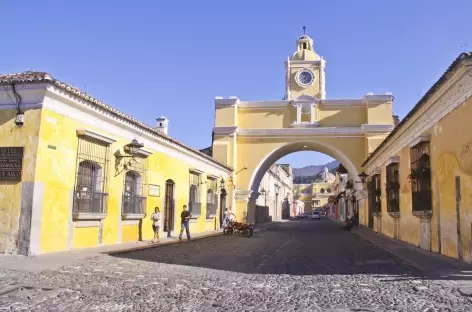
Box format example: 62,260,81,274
110,219,428,277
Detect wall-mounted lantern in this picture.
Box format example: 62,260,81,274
124,139,144,157
357,171,369,186
15,112,24,127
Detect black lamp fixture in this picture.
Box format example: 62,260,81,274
124,139,144,157
358,171,369,184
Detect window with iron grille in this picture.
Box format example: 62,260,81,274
73,137,110,216
189,171,201,216
386,163,400,212
409,141,432,211
206,177,218,218
369,174,381,213
122,171,146,215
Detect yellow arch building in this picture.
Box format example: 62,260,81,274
211,33,396,223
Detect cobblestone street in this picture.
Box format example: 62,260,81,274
1,219,472,311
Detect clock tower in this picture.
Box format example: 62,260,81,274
285,32,326,101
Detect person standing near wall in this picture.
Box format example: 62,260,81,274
179,205,191,240
151,207,161,243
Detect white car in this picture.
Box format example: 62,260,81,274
312,211,321,220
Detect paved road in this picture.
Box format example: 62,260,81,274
0,218,471,311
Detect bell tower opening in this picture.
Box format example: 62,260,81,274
285,27,326,101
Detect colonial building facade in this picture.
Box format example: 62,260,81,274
358,52,472,262
0,72,232,256
256,164,293,221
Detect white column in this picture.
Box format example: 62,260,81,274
310,104,316,123
296,105,301,124
320,58,326,100
285,58,291,100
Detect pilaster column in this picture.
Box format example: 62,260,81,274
285,57,291,100
320,58,326,100
310,104,316,123
296,105,302,124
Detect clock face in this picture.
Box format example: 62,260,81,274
297,69,314,87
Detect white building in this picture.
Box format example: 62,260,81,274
257,164,293,221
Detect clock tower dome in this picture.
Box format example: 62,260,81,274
285,30,326,100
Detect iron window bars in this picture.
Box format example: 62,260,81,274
73,137,110,215
386,163,400,212
409,141,432,212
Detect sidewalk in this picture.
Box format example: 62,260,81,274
0,229,224,273
0,221,276,274
334,219,472,288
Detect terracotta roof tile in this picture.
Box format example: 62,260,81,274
0,71,232,172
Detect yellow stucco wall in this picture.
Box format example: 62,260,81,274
363,95,472,262
430,97,472,260
18,104,228,254
397,147,420,247
318,107,366,127
0,108,42,254
73,227,99,249
367,103,394,125
122,224,139,243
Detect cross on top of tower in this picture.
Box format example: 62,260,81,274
303,26,306,35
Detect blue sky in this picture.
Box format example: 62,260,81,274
2,0,470,168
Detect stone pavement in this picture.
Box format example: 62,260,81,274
0,228,225,273
0,218,471,311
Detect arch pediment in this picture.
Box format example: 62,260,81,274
293,95,319,105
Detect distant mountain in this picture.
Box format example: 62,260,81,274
292,160,339,177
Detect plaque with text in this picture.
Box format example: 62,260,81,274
148,184,160,197
0,147,24,181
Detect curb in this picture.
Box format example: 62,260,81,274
106,230,224,255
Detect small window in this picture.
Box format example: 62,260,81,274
327,188,332,193
303,43,307,49
122,171,145,215
320,188,325,194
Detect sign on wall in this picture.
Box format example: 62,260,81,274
0,147,24,181
149,184,160,197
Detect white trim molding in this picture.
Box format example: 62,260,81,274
215,97,239,108
409,135,431,148
364,94,394,105
213,126,239,136
289,60,322,66
235,189,252,202
238,125,394,138
385,156,400,166
42,87,231,175
364,64,472,171
136,149,153,158
368,168,381,175
190,168,204,174
361,124,395,134
76,129,116,145
290,122,320,128
238,101,289,110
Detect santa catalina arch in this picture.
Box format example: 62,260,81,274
211,33,395,223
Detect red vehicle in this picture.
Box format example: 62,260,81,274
223,220,254,237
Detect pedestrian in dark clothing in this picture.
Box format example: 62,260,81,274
179,205,191,240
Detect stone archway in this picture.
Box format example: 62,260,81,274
210,33,395,223
244,140,362,223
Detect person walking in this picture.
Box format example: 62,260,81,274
179,205,191,240
222,207,235,228
150,207,161,243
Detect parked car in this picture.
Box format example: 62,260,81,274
296,212,308,219
312,211,321,220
